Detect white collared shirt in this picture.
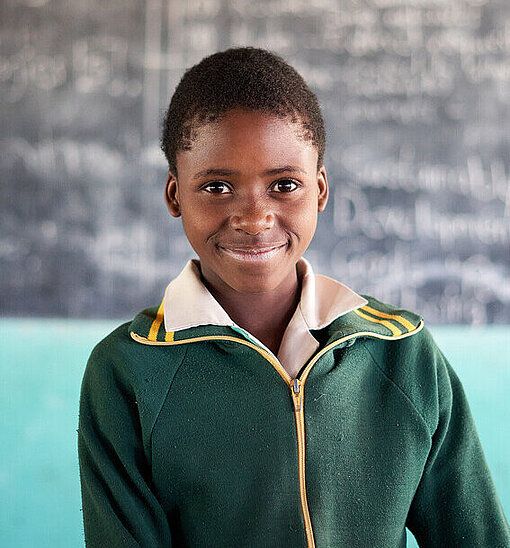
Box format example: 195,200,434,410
163,258,367,378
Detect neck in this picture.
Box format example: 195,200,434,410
200,269,301,356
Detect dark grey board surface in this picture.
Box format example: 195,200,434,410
1,0,509,323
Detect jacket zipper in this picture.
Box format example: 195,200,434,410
291,377,315,548
131,322,423,548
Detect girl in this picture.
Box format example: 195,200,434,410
78,48,509,547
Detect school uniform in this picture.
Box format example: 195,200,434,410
78,259,509,547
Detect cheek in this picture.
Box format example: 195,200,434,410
180,203,223,245
302,214,318,240
287,197,319,232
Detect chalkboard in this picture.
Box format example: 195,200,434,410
1,0,509,324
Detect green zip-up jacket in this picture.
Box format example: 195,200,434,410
78,296,509,547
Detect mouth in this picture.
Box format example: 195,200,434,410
217,243,288,262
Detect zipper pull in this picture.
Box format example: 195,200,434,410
291,378,303,412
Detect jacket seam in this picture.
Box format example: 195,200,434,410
361,341,433,438
147,344,190,460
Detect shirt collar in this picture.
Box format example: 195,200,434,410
163,258,367,334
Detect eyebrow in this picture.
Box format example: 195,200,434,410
192,165,306,180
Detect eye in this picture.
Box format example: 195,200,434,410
271,179,300,193
201,181,232,194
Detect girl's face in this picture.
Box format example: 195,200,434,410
165,108,328,295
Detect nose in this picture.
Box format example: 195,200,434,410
229,198,275,234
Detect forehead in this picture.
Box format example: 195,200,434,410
176,109,318,176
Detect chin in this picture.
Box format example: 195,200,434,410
227,275,282,295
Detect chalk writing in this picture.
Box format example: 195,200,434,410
1,0,509,323
338,146,510,204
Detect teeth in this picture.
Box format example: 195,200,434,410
220,245,285,262
234,248,275,253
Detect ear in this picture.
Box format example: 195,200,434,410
164,171,181,217
317,165,329,212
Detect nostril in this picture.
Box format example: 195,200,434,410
230,212,275,233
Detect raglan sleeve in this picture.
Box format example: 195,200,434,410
406,332,510,547
77,338,172,547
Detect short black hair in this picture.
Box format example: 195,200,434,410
160,47,326,175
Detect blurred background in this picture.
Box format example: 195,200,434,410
1,0,509,546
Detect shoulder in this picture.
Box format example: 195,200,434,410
355,296,449,432
329,293,446,396
87,320,133,364
356,295,424,338
82,307,190,450
84,305,188,399
355,295,441,372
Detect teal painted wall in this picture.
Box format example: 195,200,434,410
0,320,508,547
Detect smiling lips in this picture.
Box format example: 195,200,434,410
217,243,288,262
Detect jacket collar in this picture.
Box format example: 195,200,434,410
129,261,423,345
161,258,368,334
